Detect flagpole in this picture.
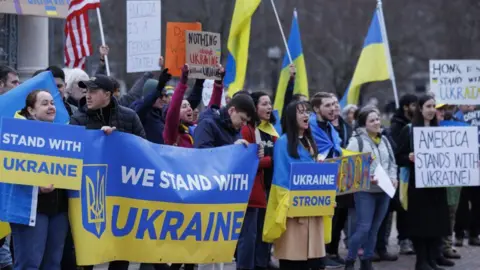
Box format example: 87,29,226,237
96,8,111,76
377,0,399,109
269,0,293,64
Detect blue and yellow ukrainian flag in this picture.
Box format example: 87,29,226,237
225,0,261,96
273,9,308,116
339,8,389,107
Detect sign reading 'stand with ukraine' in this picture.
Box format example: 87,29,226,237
288,162,339,217
69,131,259,265
0,118,85,190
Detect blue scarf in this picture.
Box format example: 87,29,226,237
309,113,342,158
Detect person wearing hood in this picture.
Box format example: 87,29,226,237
10,90,69,270
344,106,397,270
389,94,417,255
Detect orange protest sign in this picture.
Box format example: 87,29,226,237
165,22,202,77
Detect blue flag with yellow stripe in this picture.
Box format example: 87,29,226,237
340,9,389,108
274,9,309,116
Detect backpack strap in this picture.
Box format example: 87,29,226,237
356,135,364,152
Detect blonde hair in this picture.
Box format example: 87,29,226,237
64,68,89,98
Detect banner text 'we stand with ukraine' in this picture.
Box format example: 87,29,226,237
0,118,259,265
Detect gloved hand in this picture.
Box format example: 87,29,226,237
215,64,225,85
180,64,189,84
156,68,172,92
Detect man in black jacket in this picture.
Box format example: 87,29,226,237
390,94,417,256
70,74,145,270
71,75,145,139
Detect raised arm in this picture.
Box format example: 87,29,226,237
163,65,189,145
209,65,225,108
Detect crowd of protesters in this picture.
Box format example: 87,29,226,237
0,45,479,270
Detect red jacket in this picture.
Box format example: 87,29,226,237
163,81,223,148
241,124,277,208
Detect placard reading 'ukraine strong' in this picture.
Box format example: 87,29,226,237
0,118,85,190
287,162,339,217
68,131,259,265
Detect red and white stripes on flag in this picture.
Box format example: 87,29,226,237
64,0,101,69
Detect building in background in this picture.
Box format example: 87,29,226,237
0,0,68,80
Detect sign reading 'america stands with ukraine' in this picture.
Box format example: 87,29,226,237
288,163,338,217
69,131,259,265
0,118,85,190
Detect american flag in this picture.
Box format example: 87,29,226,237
64,0,101,69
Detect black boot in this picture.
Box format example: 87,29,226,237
344,260,355,270
359,259,374,270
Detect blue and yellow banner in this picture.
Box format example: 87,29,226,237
326,153,371,195
0,118,85,190
68,131,259,265
287,163,338,217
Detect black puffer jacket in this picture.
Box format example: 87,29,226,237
70,97,146,139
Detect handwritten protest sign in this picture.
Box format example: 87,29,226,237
325,153,371,195
464,110,480,126
414,126,480,188
0,118,85,190
165,22,202,77
0,0,69,18
126,0,161,73
185,30,221,80
287,163,338,217
430,60,480,105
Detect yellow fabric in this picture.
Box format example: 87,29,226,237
258,120,279,138
263,185,290,243
323,216,332,244
370,135,381,145
0,222,10,239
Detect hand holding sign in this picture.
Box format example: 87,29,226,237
180,64,190,84
409,152,415,162
215,64,225,85
234,139,249,147
257,144,265,159
101,126,116,135
40,184,54,194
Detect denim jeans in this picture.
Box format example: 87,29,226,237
0,236,12,268
255,208,271,268
11,212,68,270
347,192,390,260
236,207,258,269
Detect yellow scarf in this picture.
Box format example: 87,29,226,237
258,120,279,138
369,134,381,145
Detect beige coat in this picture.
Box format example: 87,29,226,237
273,216,326,260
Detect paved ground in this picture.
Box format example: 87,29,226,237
95,216,480,270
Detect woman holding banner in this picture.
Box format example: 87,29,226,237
263,100,326,270
344,106,397,270
395,95,450,270
239,91,278,270
10,90,69,270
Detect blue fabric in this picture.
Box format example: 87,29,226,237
236,207,259,269
11,212,68,270
193,107,241,148
273,134,315,189
347,192,390,260
0,184,37,225
308,114,342,158
439,120,469,127
133,94,166,144
454,111,465,122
